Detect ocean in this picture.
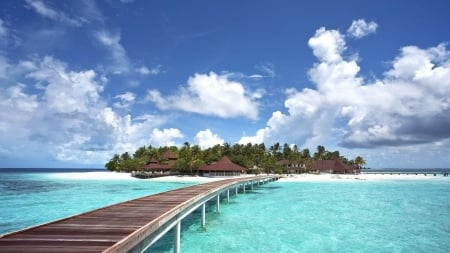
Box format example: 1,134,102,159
1,169,449,252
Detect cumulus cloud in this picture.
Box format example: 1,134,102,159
240,23,450,151
149,128,184,147
25,0,85,27
147,72,260,119
194,129,224,149
347,19,378,38
0,56,170,166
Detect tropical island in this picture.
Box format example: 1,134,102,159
105,142,366,177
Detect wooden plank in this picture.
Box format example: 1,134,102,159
0,176,277,253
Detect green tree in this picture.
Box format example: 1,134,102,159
314,145,326,160
105,154,121,171
354,156,366,169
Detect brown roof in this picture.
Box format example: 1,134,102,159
312,159,356,173
161,150,177,160
199,156,245,172
142,162,172,171
142,156,173,171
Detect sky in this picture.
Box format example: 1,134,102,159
0,0,449,168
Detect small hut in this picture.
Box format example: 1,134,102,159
311,159,359,174
161,149,178,166
198,156,245,177
277,159,303,174
142,157,172,175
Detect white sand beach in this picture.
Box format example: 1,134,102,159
278,173,448,181
50,171,448,182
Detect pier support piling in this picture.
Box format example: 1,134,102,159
227,189,230,203
174,222,181,253
216,194,220,212
201,203,206,227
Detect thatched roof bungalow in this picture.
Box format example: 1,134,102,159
277,159,304,174
141,150,178,174
142,157,172,172
198,156,245,177
161,149,178,166
311,159,359,174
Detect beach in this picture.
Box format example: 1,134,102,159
49,171,449,182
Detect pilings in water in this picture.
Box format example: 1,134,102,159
165,176,278,253
0,175,279,253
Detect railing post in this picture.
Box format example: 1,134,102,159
216,194,220,212
174,222,180,253
201,203,206,227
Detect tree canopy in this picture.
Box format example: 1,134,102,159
105,142,366,174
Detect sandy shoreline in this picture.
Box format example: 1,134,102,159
50,171,449,182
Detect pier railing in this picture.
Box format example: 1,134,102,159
0,175,279,253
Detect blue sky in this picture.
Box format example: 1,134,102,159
1,0,449,168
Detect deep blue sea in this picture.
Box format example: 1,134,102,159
1,168,449,252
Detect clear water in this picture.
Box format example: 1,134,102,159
1,170,449,253
148,180,450,253
0,169,195,234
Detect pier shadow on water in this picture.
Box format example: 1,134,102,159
145,184,274,253
145,201,219,253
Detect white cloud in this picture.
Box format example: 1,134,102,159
0,54,12,78
240,24,450,154
149,128,184,147
95,30,130,74
26,56,103,113
239,128,267,145
256,62,275,78
194,129,224,149
137,65,161,75
0,55,170,166
308,27,346,63
147,72,260,119
113,92,135,109
0,19,7,39
347,19,378,38
25,0,85,27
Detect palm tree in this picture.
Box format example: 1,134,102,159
314,145,326,160
354,156,366,169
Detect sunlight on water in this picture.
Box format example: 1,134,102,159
147,180,450,253
0,170,195,234
1,170,449,253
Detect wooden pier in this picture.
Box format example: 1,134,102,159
0,176,278,253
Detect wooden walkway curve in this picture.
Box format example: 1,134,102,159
0,176,278,253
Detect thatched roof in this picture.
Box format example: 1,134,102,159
312,159,356,173
199,156,245,172
142,156,173,171
142,162,172,171
161,150,177,160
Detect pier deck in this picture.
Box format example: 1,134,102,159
0,176,277,253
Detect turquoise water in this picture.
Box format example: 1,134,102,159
1,170,449,252
0,170,195,234
149,180,450,253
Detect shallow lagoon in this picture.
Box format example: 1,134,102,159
1,170,449,252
